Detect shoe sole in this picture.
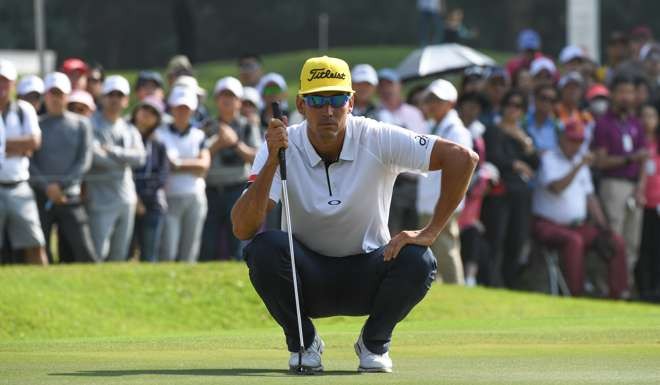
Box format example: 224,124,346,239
289,365,323,374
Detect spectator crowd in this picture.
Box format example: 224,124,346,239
1,26,659,303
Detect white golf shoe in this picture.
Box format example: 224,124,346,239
354,333,393,373
288,334,324,373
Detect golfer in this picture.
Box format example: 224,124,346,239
231,56,478,373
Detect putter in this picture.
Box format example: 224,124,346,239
272,102,308,374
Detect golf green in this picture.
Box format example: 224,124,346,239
1,262,659,384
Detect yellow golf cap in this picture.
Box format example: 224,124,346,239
298,56,354,95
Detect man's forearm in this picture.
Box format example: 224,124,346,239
231,160,278,240
548,164,582,194
6,136,40,154
424,146,478,237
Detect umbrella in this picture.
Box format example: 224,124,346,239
397,43,496,81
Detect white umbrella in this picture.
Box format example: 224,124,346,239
397,43,496,81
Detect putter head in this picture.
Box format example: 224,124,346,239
291,365,317,375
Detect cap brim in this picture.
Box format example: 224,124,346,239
299,85,354,95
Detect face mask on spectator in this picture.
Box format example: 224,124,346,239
590,99,609,115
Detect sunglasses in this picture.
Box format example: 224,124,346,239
303,94,351,108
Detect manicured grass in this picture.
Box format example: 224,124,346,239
1,262,660,384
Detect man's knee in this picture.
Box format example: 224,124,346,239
244,230,289,269
394,245,437,284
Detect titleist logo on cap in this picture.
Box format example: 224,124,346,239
307,68,346,81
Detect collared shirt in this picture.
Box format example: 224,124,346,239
30,111,93,196
157,124,207,196
0,100,41,183
592,109,646,180
533,149,594,225
249,115,437,257
524,111,559,152
417,109,472,215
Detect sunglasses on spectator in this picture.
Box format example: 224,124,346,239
303,94,351,108
262,85,283,97
68,103,88,114
505,101,524,109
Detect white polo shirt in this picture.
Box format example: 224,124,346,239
0,100,40,183
417,109,472,215
157,124,207,196
532,149,594,225
249,115,437,257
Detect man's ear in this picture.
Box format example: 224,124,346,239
348,93,355,113
295,95,305,116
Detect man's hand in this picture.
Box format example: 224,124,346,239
216,123,240,149
383,228,438,261
512,160,535,180
265,117,288,165
46,183,67,205
136,198,146,216
631,148,650,163
581,152,596,167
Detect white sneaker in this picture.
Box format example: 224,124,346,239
288,334,324,373
354,333,393,373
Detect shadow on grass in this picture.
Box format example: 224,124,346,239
50,368,359,377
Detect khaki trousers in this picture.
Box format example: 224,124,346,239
419,213,464,284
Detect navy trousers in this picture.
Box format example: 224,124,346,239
244,230,437,354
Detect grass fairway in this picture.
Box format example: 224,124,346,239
1,262,660,385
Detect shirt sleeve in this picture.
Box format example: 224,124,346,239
19,100,41,137
376,123,436,174
247,142,281,203
537,152,564,187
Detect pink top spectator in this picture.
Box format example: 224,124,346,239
644,139,660,208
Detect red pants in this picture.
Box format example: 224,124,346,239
533,217,628,298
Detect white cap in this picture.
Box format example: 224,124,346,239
17,75,44,95
351,64,378,86
213,76,244,98
425,79,458,103
173,75,206,96
168,85,198,110
529,57,557,77
242,86,263,110
102,75,130,96
0,59,17,81
256,72,287,95
559,45,586,64
44,72,72,94
68,89,96,111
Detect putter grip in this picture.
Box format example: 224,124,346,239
272,102,287,180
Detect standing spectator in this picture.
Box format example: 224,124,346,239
170,75,209,128
257,73,291,125
86,63,104,109
240,86,263,128
237,54,263,88
16,75,44,113
201,77,260,261
86,75,145,261
418,79,471,284
165,55,194,88
559,45,588,75
633,75,652,113
634,104,660,301
461,66,487,95
506,29,543,78
618,26,654,78
0,59,47,265
586,83,610,119
30,72,97,263
417,0,446,46
135,71,165,102
513,68,534,99
457,92,496,286
480,67,510,127
158,86,210,262
593,75,647,289
67,89,96,118
130,97,169,262
443,8,478,44
351,64,379,119
532,121,627,298
556,72,594,149
597,31,629,85
482,90,539,287
376,68,427,235
529,57,557,90
60,58,89,91
524,84,560,153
